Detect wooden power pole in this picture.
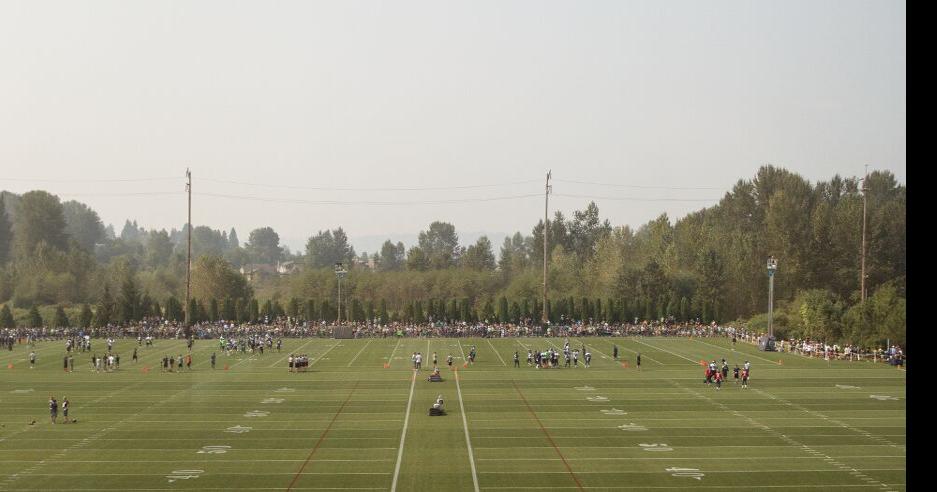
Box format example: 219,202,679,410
542,170,551,325
184,169,192,331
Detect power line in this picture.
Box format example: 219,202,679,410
554,178,723,191
553,193,721,202
194,191,542,206
0,177,179,183
199,177,542,192
54,191,184,197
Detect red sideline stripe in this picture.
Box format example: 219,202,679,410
511,381,585,491
287,380,361,491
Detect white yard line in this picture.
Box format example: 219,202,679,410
486,338,507,366
690,338,781,365
390,370,417,492
455,371,481,492
631,338,698,365
386,338,402,367
668,380,896,491
347,339,373,367
269,338,317,368
603,339,664,365
308,342,341,366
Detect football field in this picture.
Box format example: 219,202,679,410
0,336,906,491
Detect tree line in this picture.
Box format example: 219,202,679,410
0,165,906,346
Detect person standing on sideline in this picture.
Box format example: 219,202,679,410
132,348,138,364
637,353,642,371
613,345,618,360
62,397,70,423
513,351,520,368
49,396,58,424
68,355,74,372
211,352,216,369
29,351,36,369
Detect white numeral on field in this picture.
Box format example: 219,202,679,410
575,386,596,391
640,443,673,452
225,425,252,434
666,467,704,480
618,423,647,431
197,445,231,454
869,395,899,401
275,387,295,393
166,469,204,483
261,398,285,404
587,396,609,402
244,410,269,417
600,408,627,416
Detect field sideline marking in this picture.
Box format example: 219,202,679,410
455,370,481,492
386,338,402,367
753,388,905,449
308,342,341,367
286,380,360,491
668,379,895,491
512,381,585,492
486,338,507,366
347,339,373,367
600,338,664,365
689,338,781,365
390,369,417,492
631,338,698,364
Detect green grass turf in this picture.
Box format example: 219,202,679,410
0,336,906,491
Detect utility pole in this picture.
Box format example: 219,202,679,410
184,169,192,332
335,263,348,325
767,256,778,340
861,165,868,303
542,170,552,326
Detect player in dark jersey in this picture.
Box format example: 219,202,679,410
211,352,216,369
613,345,619,360
447,354,453,368
527,350,533,366
513,351,520,367
49,396,58,424
636,353,641,371
733,365,740,384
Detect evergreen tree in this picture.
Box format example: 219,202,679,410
0,304,14,328
119,277,142,323
210,298,219,321
379,299,389,323
482,299,496,322
0,198,11,264
188,298,199,324
305,299,316,322
53,305,69,328
94,285,116,327
27,306,42,328
498,296,510,323
249,298,260,322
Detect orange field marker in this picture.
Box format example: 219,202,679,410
383,363,390,368
7,363,12,369
224,364,229,371
621,362,629,368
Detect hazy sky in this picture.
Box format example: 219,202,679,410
1,1,905,253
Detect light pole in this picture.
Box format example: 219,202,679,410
335,262,348,325
767,256,778,338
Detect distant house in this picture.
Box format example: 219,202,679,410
240,263,277,282
277,261,301,275
241,261,302,281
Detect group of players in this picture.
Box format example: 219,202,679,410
512,340,593,368
287,354,310,372
704,359,751,389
